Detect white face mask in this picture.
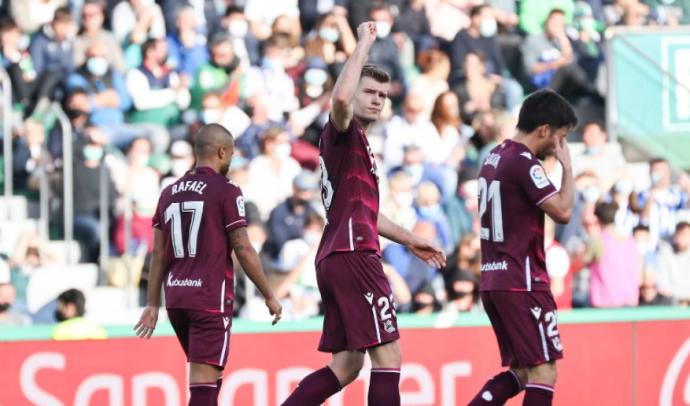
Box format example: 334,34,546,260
133,154,149,168
375,21,391,39
228,20,248,38
303,230,321,246
479,18,498,37
394,192,414,208
171,159,190,177
87,56,109,76
201,108,221,124
305,84,324,98
319,27,340,43
274,143,291,159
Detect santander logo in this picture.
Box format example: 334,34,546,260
660,337,690,405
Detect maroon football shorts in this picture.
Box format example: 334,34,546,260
317,251,400,353
167,307,233,369
480,290,564,369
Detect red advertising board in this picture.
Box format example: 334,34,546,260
1,319,689,405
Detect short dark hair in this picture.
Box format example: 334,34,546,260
548,8,566,20
224,5,244,17
57,288,86,317
305,212,325,228
649,157,668,166
141,38,161,59
361,64,390,83
0,16,18,33
470,4,489,18
53,6,74,23
676,221,690,233
209,32,232,48
633,224,650,234
594,201,618,226
516,89,578,133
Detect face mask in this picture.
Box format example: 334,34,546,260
582,185,600,203
87,56,108,76
305,85,324,98
133,155,150,167
651,172,663,186
83,145,104,161
305,68,328,86
18,34,30,51
479,18,498,37
303,230,321,245
0,303,10,312
228,20,248,38
636,242,650,255
375,21,391,39
418,204,442,217
404,163,424,183
274,143,291,159
262,57,283,71
201,108,221,124
319,27,340,43
394,192,414,208
615,179,633,195
54,309,67,322
171,159,190,177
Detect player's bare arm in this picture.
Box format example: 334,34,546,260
378,212,447,268
539,136,574,224
228,226,283,325
330,21,377,131
134,229,166,339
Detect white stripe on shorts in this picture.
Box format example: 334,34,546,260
220,280,226,313
371,305,381,344
219,330,229,365
538,322,550,362
525,256,532,292
348,217,354,251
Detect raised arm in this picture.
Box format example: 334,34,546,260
228,227,282,324
378,212,447,269
330,21,377,131
135,228,166,339
540,137,574,224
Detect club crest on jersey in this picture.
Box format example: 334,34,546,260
236,196,245,217
384,319,396,333
529,165,550,189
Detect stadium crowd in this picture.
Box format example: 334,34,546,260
1,0,690,327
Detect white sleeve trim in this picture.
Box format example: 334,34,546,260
536,190,558,206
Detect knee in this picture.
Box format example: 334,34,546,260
527,363,557,386
331,358,364,387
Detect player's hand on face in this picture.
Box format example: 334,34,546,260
134,305,159,339
265,297,283,325
554,136,571,170
408,237,447,269
356,21,377,44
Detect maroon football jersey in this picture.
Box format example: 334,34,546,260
153,166,247,312
478,139,558,291
315,118,381,266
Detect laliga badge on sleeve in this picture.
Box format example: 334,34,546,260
530,165,550,189
236,195,246,217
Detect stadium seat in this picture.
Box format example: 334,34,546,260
26,264,98,314
0,195,29,222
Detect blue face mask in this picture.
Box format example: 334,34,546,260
305,68,328,86
83,145,104,161
262,58,283,71
418,204,442,218
87,57,108,76
404,164,424,183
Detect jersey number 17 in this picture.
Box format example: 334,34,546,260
165,201,204,258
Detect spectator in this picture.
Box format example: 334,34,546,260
28,7,77,93
12,120,51,194
657,222,690,305
383,91,438,168
519,0,575,35
222,5,261,66
52,288,107,340
522,9,595,99
303,12,356,73
1,17,60,116
453,52,507,124
244,0,300,41
410,281,442,315
545,217,572,309
191,33,251,111
67,40,170,153
381,170,418,232
425,0,471,42
235,93,285,160
389,144,451,201
449,4,522,109
111,0,166,46
571,1,605,85
273,211,324,320
444,269,478,312
572,121,626,192
125,38,191,127
604,0,649,26
639,268,673,306
161,140,194,189
48,88,91,157
197,92,251,144
383,221,439,295
415,181,453,253
166,6,209,85
0,262,31,327
252,34,300,122
430,91,466,168
74,0,125,73
611,175,639,236
72,126,117,263
395,0,433,54
368,4,405,102
631,158,690,248
244,127,302,220
586,201,641,307
444,173,479,245
160,0,221,38
264,170,320,260
409,48,451,118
